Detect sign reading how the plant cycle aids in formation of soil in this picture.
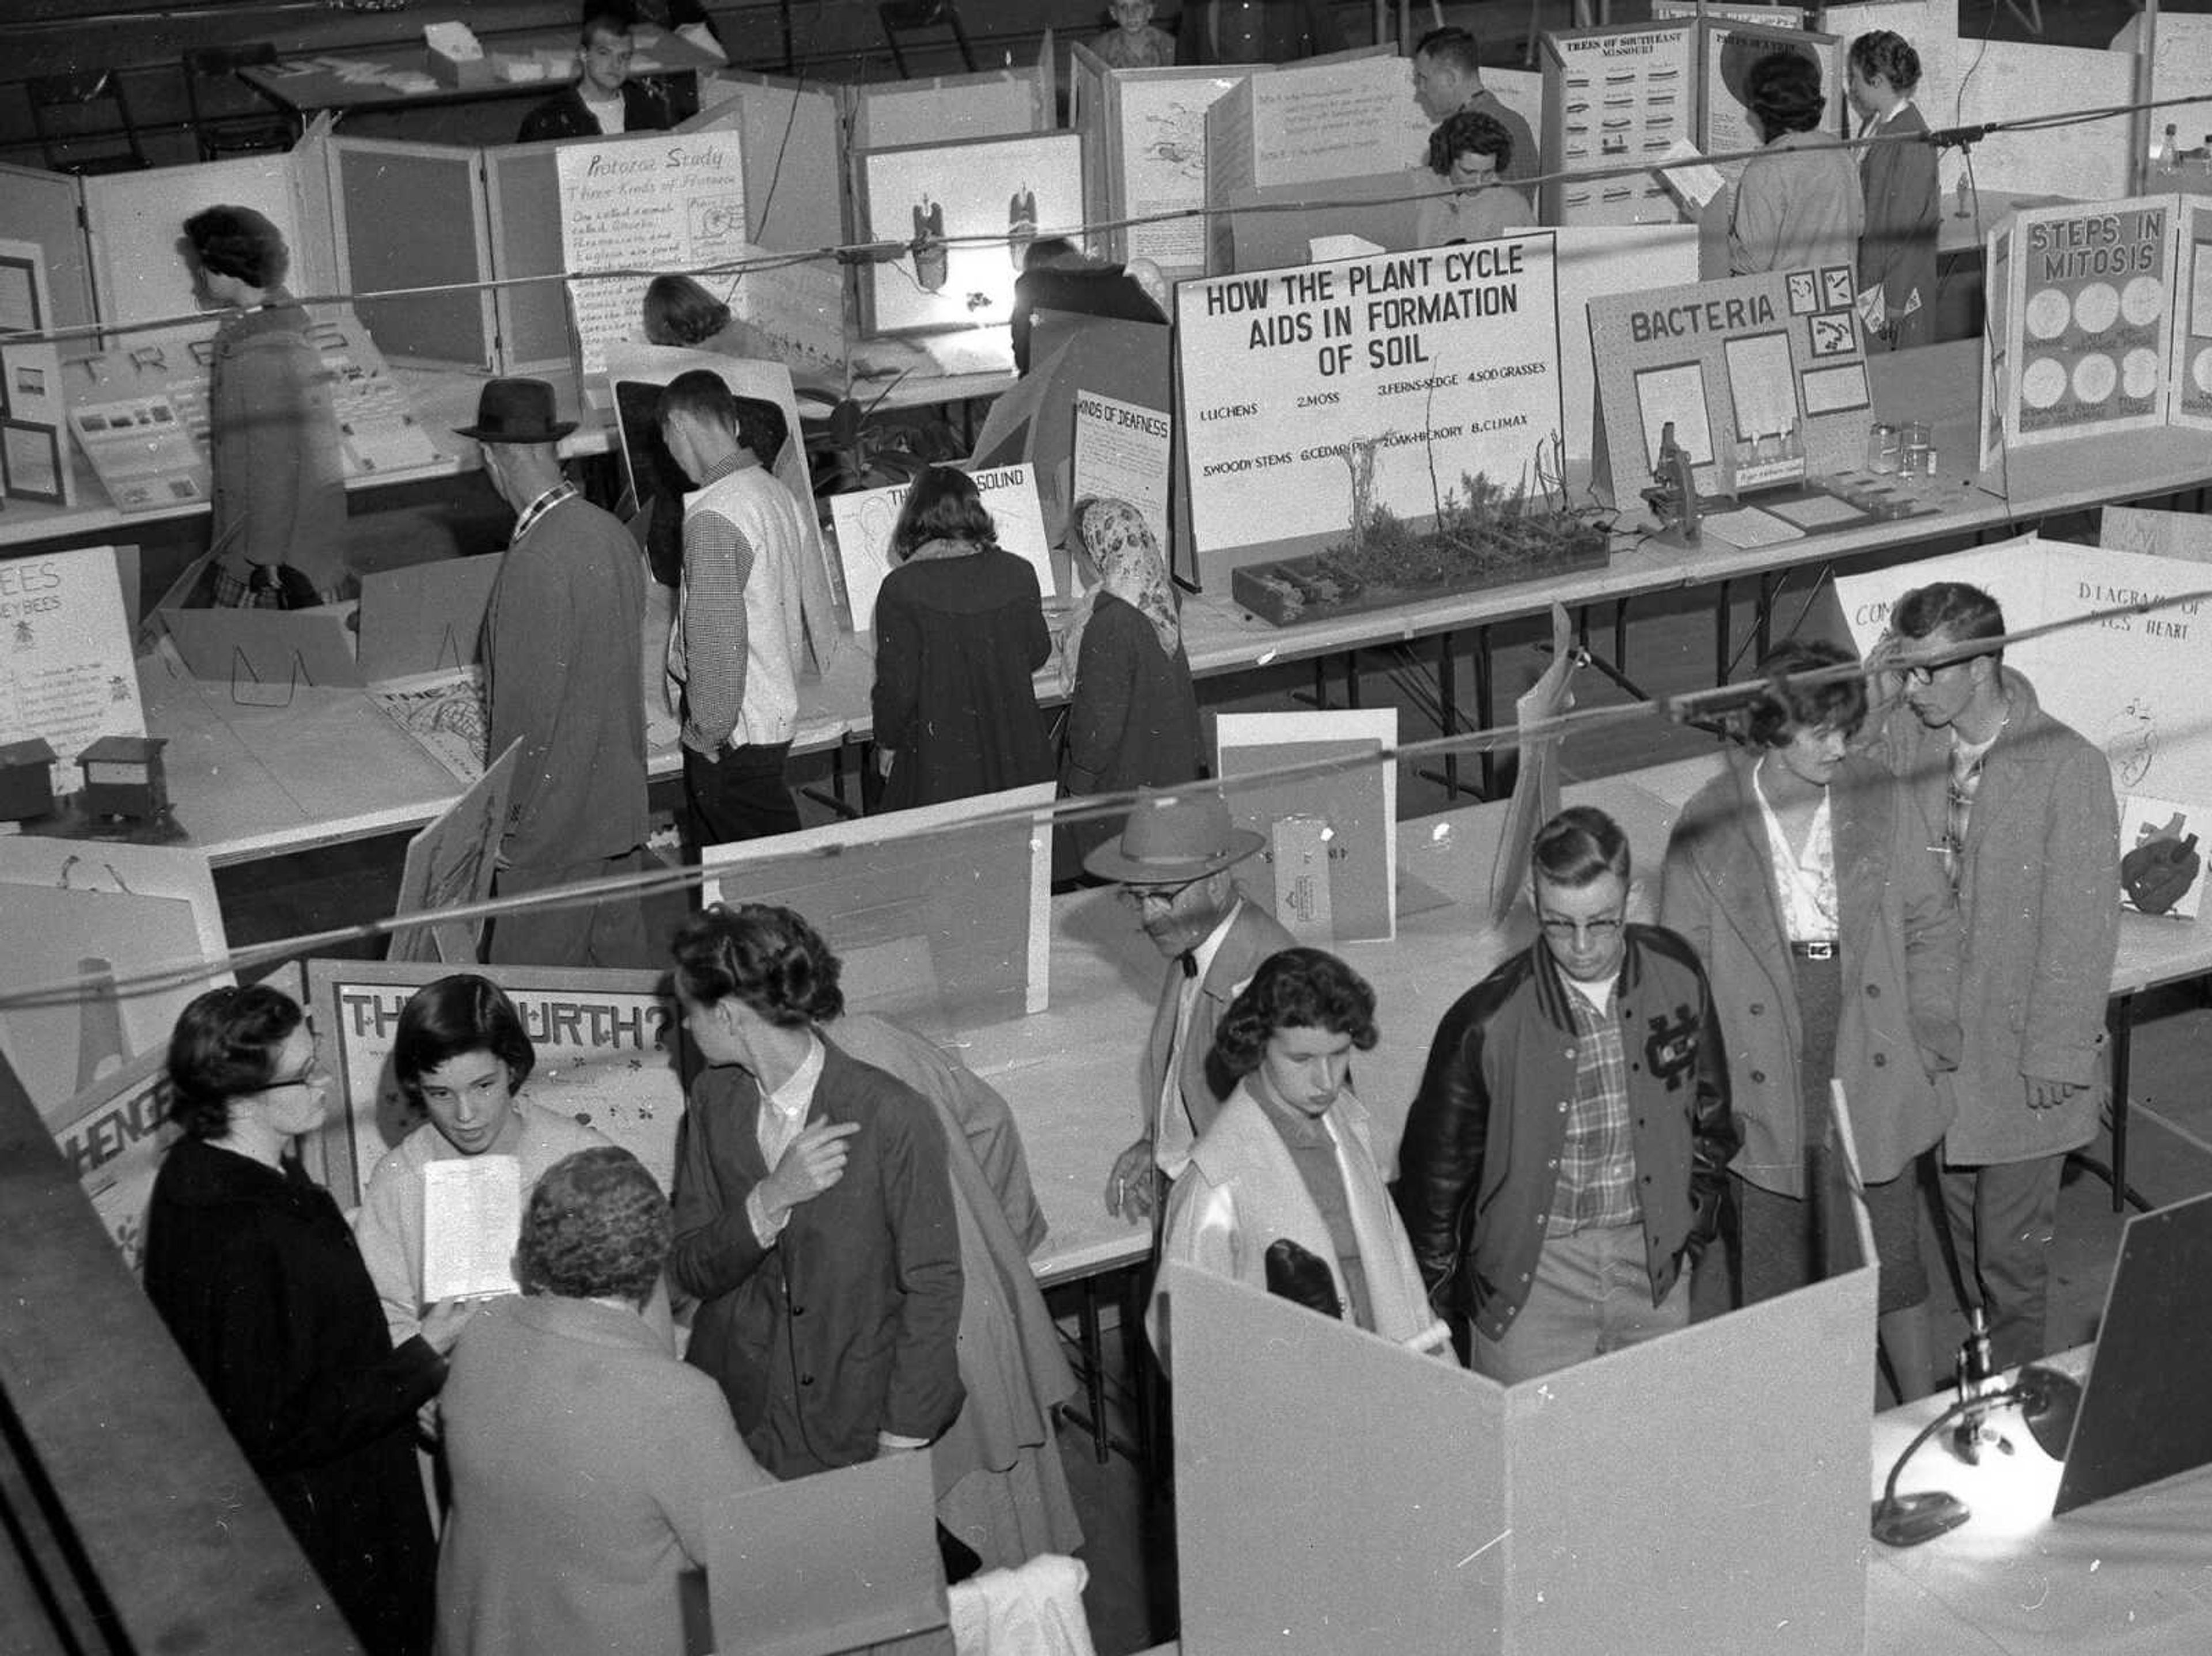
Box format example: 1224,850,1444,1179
1176,234,1564,566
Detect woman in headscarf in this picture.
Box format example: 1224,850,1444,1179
1059,497,1203,865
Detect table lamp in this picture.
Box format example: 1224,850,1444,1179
1869,1362,2082,1547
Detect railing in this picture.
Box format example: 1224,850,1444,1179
0,1052,360,1655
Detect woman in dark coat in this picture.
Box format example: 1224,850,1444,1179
1060,497,1203,865
1847,31,1940,352
142,986,469,1656
870,466,1054,813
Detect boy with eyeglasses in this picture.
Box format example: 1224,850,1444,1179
1398,805,1736,1380
1868,581,2118,1371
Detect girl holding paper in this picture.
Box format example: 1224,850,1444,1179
354,975,611,1347
143,985,472,1656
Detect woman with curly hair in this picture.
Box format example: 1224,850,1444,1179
1414,107,1535,248
143,985,469,1656
1847,30,1939,350
437,1147,770,1656
869,465,1054,813
1728,51,1865,277
664,903,966,1482
1146,948,1452,1369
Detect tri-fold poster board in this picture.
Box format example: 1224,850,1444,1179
1169,1255,1877,1653
1980,195,2212,468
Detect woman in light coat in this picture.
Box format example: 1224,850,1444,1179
1661,642,1961,1398
1148,948,1452,1369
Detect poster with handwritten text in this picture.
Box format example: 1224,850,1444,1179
556,134,748,382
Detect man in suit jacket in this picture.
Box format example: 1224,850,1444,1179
1088,791,1296,1221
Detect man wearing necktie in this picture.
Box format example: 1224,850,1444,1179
1086,791,1295,1224
1868,582,2119,1371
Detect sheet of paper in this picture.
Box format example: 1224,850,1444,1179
421,1155,522,1301
1071,389,1172,551
1702,506,1801,550
1766,492,1868,530
370,668,489,786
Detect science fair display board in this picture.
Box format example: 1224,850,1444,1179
1201,52,1434,275
854,130,1086,339
1978,194,2211,471
1070,50,1260,278
1173,235,1565,586
554,132,748,386
828,462,1055,628
1699,16,1842,181
1169,1255,1876,1655
1538,22,1696,227
701,782,1056,1034
305,960,687,1208
1588,264,1874,514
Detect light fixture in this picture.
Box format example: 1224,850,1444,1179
1869,1363,2082,1548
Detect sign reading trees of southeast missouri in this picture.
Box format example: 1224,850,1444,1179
1176,235,1563,571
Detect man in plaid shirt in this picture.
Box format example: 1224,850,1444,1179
1397,807,1736,1380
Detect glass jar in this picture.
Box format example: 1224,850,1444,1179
1867,422,1901,474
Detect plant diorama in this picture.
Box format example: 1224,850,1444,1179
1232,431,1613,627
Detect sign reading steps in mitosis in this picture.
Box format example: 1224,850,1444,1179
1983,194,2212,458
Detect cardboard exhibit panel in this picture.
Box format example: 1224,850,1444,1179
1224,170,1426,270
1833,533,2212,808
483,141,576,381
1174,234,1565,586
387,737,522,964
1539,22,1696,227
158,552,500,691
829,463,1054,629
1587,263,1875,515
1,234,71,509
969,315,1175,551
0,162,96,334
44,1047,172,1273
1170,1254,1875,1654
1081,54,1265,275
2103,502,2212,562
305,959,687,1208
684,70,845,251
2169,198,2212,431
1979,194,2188,469
328,138,495,370
0,843,228,1121
700,782,1056,1032
1202,53,1434,275
1071,386,1172,551
853,130,1087,339
1656,0,1808,25
0,544,146,798
82,150,337,336
555,131,749,387
1699,16,1842,184
1217,707,1399,942
850,47,1054,150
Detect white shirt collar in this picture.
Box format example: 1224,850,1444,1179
763,1033,825,1121
1188,899,1243,987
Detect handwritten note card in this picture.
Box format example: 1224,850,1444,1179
557,134,749,382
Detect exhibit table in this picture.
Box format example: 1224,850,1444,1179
236,24,722,123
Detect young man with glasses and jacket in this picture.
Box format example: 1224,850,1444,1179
1397,806,1737,1380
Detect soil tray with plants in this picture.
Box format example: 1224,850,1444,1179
1230,459,1612,629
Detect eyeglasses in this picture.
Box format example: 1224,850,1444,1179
265,1059,327,1091
1119,876,1205,910
1539,916,1624,945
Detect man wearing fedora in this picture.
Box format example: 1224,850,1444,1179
1086,791,1295,1222
464,377,650,968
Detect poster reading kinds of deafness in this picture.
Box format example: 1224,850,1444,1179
1072,389,1173,551
1177,236,1563,566
556,132,748,382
